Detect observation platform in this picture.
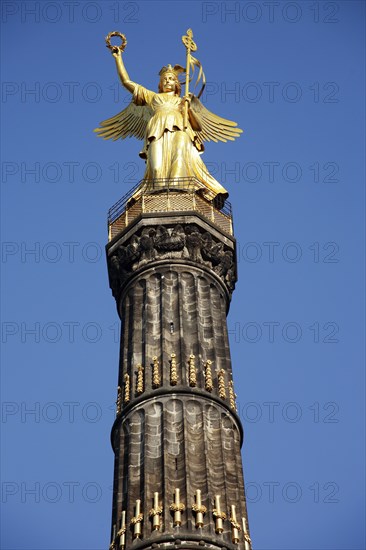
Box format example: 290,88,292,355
107,178,233,241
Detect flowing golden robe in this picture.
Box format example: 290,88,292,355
132,84,228,199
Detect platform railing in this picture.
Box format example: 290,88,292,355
107,178,233,241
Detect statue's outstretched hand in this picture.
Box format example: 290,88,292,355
111,47,122,58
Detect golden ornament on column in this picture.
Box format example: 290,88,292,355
116,386,122,414
242,517,252,550
123,374,130,404
136,364,144,395
192,489,207,528
218,369,226,399
204,360,213,392
170,488,186,526
109,524,116,550
229,505,241,544
170,352,178,385
228,380,237,411
188,354,197,387
152,356,161,388
149,492,163,531
130,499,143,539
117,511,126,549
213,495,227,534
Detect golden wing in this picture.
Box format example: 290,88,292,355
189,94,243,145
94,101,153,141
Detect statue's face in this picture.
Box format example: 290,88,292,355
160,72,176,92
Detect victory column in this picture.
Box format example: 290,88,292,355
96,29,252,550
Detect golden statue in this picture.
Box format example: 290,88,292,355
95,30,242,202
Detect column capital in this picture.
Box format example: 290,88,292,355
107,215,237,302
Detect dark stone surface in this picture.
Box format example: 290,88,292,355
107,212,251,550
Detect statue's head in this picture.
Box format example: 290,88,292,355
158,64,184,95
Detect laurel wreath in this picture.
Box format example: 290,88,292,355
105,31,127,53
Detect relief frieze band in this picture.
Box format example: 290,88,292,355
108,223,237,298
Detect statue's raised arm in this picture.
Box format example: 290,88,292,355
112,49,135,95
104,31,136,94
94,30,243,203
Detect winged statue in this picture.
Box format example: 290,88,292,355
95,31,242,202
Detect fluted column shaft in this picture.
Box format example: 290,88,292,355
107,215,251,550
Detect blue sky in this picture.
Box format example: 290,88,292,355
1,1,365,549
